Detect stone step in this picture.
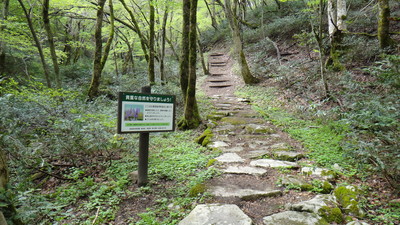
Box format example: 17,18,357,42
210,64,227,67
178,204,252,225
210,61,227,65
209,84,233,88
209,183,282,201
208,79,230,83
210,53,224,57
250,159,299,169
210,73,226,76
223,165,268,176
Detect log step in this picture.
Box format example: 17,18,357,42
209,84,233,88
210,73,226,76
208,80,230,83
210,53,224,57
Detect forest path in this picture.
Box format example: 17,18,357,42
179,52,361,224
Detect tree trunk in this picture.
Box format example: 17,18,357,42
224,0,258,84
148,0,155,85
0,0,9,75
88,0,106,99
43,0,61,88
204,0,218,30
378,0,391,49
119,0,149,62
197,27,209,75
17,0,52,88
178,0,201,130
179,0,190,100
160,5,169,85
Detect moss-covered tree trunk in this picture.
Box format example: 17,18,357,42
88,0,114,100
224,0,258,84
18,0,52,88
178,0,201,130
378,0,391,49
43,0,61,88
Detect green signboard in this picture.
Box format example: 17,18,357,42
117,92,176,133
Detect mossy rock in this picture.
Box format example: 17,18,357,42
280,175,313,191
195,129,213,147
206,114,224,121
269,143,292,151
220,116,253,125
272,151,304,162
333,186,364,217
188,183,206,197
318,206,344,224
245,124,275,134
320,181,334,194
206,159,217,167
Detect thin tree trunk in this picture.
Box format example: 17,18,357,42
0,0,9,75
148,0,155,85
224,0,258,84
378,0,391,49
197,26,209,75
119,0,149,62
17,0,52,88
160,5,169,85
88,0,107,99
204,0,218,30
43,0,61,88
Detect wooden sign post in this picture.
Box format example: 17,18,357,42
117,86,176,186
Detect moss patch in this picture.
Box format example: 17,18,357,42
220,117,250,125
188,183,206,197
333,186,364,217
195,129,214,147
318,206,344,223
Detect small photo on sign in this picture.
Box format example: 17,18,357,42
124,104,144,121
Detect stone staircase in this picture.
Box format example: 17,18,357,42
179,52,368,225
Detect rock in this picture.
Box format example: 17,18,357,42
223,165,268,176
250,159,299,169
179,204,253,225
237,98,251,103
209,141,229,149
289,195,338,214
244,149,270,159
210,184,282,200
215,153,245,163
214,124,236,134
301,167,337,181
263,211,328,225
195,129,213,146
245,124,275,134
273,151,304,161
129,171,138,184
220,117,250,125
333,186,364,217
221,146,244,152
280,175,313,191
269,143,292,151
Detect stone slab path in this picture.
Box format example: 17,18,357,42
180,52,370,225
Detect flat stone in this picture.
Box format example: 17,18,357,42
215,153,245,163
223,166,267,176
210,141,229,148
273,151,304,161
244,149,270,159
222,146,244,152
214,124,236,134
280,175,312,190
179,204,252,225
250,159,299,169
301,167,336,181
269,143,291,151
263,211,326,225
245,124,275,134
210,184,282,200
289,195,338,214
